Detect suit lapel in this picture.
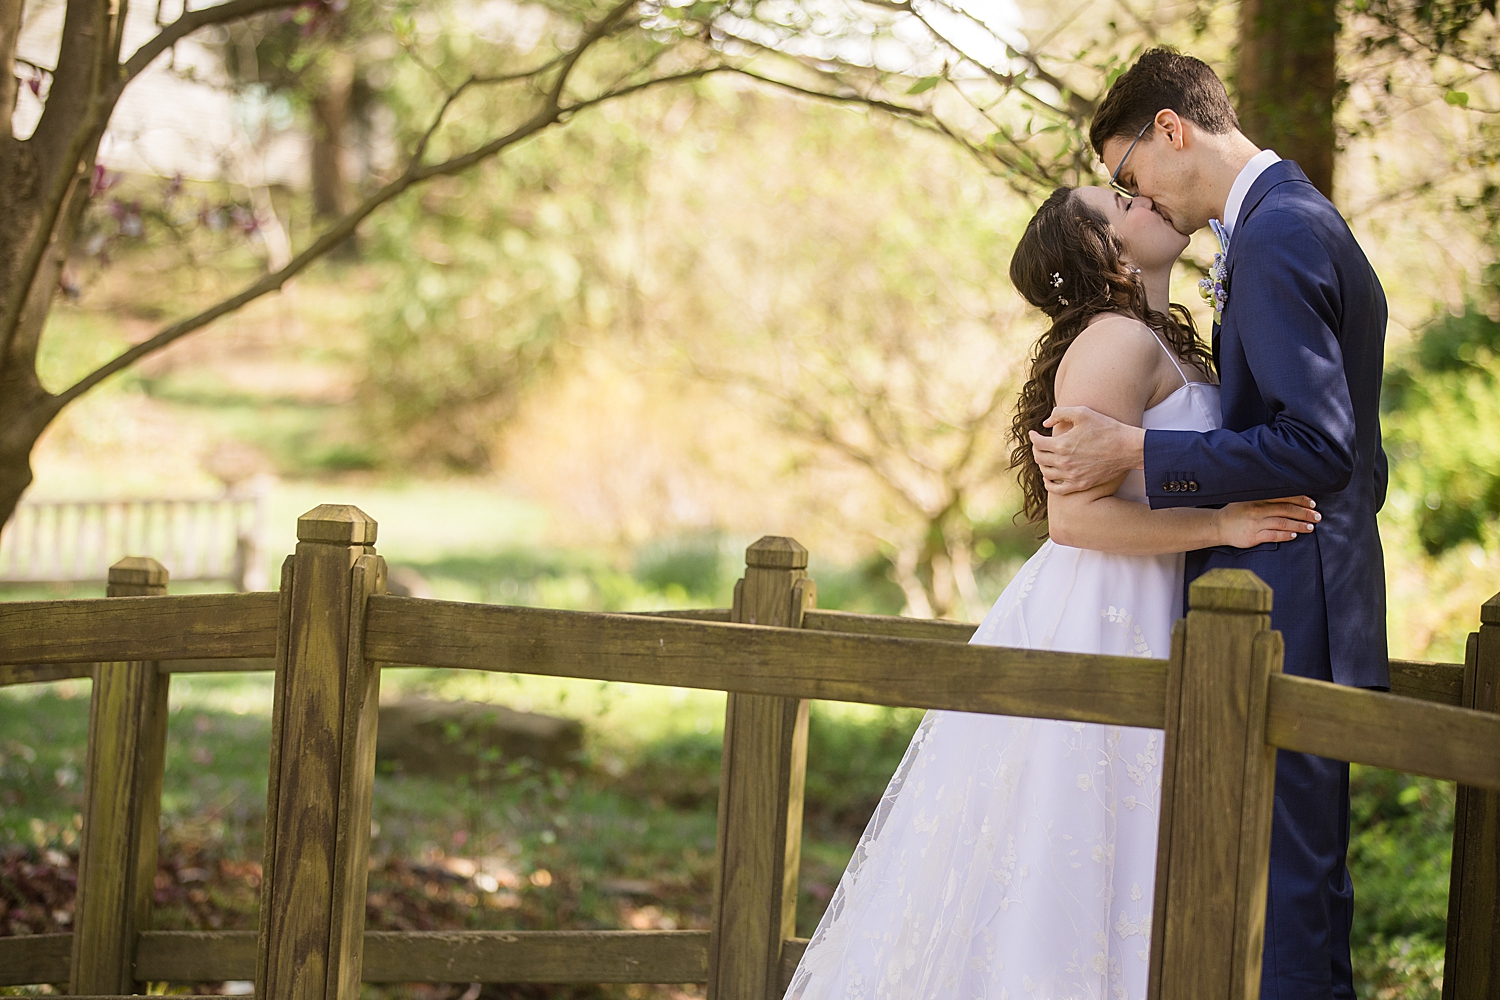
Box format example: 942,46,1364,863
1214,160,1312,373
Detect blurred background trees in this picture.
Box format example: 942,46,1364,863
5,0,1498,618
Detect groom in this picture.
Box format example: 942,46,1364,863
1031,49,1388,999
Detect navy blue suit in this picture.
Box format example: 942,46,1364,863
1143,160,1389,999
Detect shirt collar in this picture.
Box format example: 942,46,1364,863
1221,148,1281,239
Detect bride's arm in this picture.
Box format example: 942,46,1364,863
1044,319,1317,555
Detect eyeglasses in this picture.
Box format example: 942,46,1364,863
1108,119,1153,197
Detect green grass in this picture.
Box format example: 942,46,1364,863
0,678,1459,1000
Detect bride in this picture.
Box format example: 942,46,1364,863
784,187,1320,1000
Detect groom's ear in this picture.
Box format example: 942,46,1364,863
1155,110,1188,150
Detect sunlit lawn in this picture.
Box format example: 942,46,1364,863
1,663,1455,999
0,667,926,998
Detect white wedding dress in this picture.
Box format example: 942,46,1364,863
786,352,1220,1000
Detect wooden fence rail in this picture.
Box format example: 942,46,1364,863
0,503,1497,1000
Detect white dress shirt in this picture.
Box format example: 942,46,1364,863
1221,148,1282,239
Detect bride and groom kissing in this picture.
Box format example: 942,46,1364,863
784,48,1388,1000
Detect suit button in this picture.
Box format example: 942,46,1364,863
1188,481,1199,492
1162,483,1174,492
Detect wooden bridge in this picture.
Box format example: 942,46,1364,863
1,503,1498,1000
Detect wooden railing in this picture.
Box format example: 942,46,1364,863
1,503,1498,1000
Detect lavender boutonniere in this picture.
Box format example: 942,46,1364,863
1197,218,1230,323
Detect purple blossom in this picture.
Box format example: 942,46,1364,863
90,164,118,198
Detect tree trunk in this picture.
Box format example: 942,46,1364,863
1,132,105,525
0,369,57,525
1,0,113,527
1235,0,1339,199
310,50,357,257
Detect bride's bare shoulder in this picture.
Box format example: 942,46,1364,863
1056,313,1163,387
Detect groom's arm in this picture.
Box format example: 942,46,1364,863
1144,211,1357,509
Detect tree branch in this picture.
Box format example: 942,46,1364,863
718,67,935,126
7,0,308,370
119,0,305,86
548,0,639,108
53,57,721,409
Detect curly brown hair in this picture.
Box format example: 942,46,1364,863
1007,187,1214,523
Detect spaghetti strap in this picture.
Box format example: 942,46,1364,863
1152,333,1191,388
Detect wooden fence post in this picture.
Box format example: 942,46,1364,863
256,505,385,1000
1149,568,1282,1000
1444,592,1500,999
707,536,816,1000
69,557,171,995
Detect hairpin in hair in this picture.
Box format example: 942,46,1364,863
1058,296,1070,306
1050,272,1064,288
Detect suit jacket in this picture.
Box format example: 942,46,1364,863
1143,160,1390,689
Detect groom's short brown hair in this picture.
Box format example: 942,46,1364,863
1089,48,1240,156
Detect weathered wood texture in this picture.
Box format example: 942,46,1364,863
1446,601,1500,1000
1151,569,1279,1000
3,930,711,986
364,597,1170,728
0,651,1464,711
778,939,810,993
626,608,733,622
709,537,814,1000
0,592,278,664
0,932,71,986
360,930,708,983
0,658,276,686
136,930,258,981
1265,674,1500,791
1147,621,1187,1000
70,558,172,995
0,661,92,685
1391,658,1465,706
255,554,296,998
256,506,383,1000
801,609,978,642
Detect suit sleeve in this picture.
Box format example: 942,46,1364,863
1144,210,1357,507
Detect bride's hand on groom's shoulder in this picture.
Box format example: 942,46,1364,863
1030,406,1147,494
1216,496,1321,548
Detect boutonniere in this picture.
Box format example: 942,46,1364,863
1197,218,1229,323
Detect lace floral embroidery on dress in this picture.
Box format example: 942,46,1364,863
787,701,1166,1000
1100,605,1153,657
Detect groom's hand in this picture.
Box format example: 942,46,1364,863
1030,406,1147,494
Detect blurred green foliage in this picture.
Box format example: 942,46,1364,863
1348,768,1454,998
1383,299,1500,555
1382,169,1500,556
357,120,644,470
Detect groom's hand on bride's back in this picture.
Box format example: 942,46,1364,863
1030,406,1147,494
